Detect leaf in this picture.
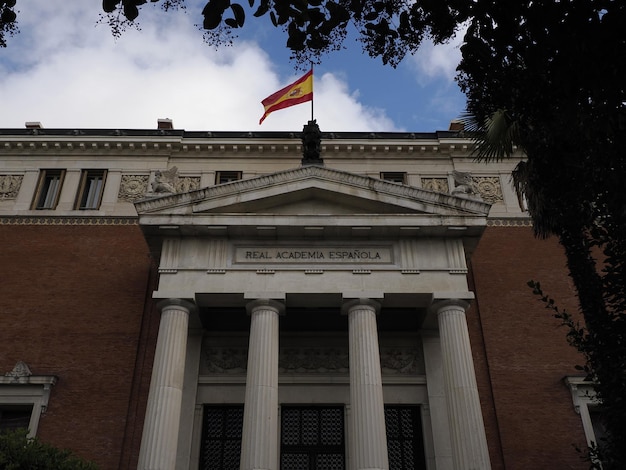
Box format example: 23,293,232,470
253,0,269,16
225,18,238,27
103,0,121,12
231,3,245,27
123,3,139,21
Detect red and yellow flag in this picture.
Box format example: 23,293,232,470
259,70,313,124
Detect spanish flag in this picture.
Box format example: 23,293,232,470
259,69,313,124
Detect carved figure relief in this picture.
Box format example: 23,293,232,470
0,175,23,199
118,175,149,201
202,346,423,375
175,176,201,193
421,177,449,193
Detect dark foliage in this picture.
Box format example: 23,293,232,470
0,428,98,470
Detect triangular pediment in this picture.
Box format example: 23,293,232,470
135,165,490,218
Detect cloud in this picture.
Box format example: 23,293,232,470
410,25,467,84
0,1,399,132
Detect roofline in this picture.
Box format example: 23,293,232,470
0,128,462,140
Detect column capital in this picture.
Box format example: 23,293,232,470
341,298,381,315
429,298,471,315
156,298,197,314
245,298,285,316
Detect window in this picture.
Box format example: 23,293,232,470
0,362,57,438
0,405,33,432
381,172,407,184
565,377,606,453
199,405,243,470
385,406,427,470
280,406,345,470
215,171,242,184
32,169,65,209
75,170,107,210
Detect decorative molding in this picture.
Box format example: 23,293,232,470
202,346,423,375
421,177,449,193
0,175,23,199
118,175,149,201
5,361,32,382
487,218,533,227
0,216,138,225
473,176,504,204
175,176,201,193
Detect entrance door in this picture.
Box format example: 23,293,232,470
280,405,345,470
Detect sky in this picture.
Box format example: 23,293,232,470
0,1,467,133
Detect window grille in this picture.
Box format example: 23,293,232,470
380,172,407,184
199,405,243,470
281,406,345,470
385,406,426,470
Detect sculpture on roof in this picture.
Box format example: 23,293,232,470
450,170,481,200
151,166,178,194
301,120,323,165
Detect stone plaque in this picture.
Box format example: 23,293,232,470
234,245,393,264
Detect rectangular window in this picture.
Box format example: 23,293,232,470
199,405,243,470
0,404,33,432
75,170,107,210
281,405,345,470
381,172,407,184
216,171,242,184
32,169,65,210
385,406,427,470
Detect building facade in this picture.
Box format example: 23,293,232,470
0,121,596,470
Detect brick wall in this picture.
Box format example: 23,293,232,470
0,224,152,469
470,226,589,469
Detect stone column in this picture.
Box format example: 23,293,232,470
240,299,284,470
434,299,491,470
138,298,196,470
343,298,389,470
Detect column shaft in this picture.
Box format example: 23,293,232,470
240,299,282,470
436,300,491,470
138,299,194,470
346,299,389,470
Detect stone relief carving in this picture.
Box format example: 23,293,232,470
175,176,201,193
5,361,32,382
473,176,503,204
118,175,149,201
0,175,23,199
151,167,178,194
203,346,423,375
449,171,503,204
421,177,449,193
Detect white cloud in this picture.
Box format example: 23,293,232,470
0,1,399,132
410,26,467,84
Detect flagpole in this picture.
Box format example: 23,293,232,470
311,63,314,121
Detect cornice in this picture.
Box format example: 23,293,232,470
0,131,477,158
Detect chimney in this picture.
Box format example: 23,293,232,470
449,120,464,132
157,118,173,130
25,122,43,129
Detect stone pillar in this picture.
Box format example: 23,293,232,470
343,298,389,470
434,299,491,470
240,299,284,470
138,298,196,470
